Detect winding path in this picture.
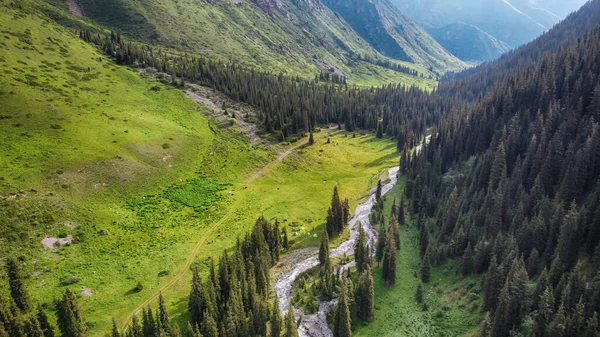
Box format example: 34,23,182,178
274,166,400,336
121,140,305,331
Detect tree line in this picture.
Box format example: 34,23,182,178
79,30,454,147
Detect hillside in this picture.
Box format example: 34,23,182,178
321,0,466,73
405,23,600,337
0,1,404,335
428,22,510,62
438,0,600,100
39,0,459,83
391,0,587,63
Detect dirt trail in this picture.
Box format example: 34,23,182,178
121,138,306,332
67,0,83,17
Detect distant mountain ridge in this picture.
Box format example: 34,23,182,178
322,0,465,72
392,0,587,62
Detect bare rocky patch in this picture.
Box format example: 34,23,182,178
41,235,73,248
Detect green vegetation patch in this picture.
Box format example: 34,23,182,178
354,182,482,337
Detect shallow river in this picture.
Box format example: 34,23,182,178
274,166,400,336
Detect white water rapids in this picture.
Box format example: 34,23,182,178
274,166,400,337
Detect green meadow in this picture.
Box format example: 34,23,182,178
353,182,483,337
0,3,400,335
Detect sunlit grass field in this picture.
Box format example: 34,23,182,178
0,4,400,335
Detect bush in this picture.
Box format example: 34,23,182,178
134,282,143,293
60,276,80,285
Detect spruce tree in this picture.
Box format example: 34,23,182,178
355,225,370,274
56,288,86,337
319,232,330,266
271,296,281,337
157,293,170,333
284,309,297,337
382,233,397,288
189,266,205,329
584,312,599,337
37,306,54,337
200,310,218,337
388,217,400,251
356,266,375,322
334,280,352,337
112,318,121,337
376,122,383,139
375,222,386,266
309,132,314,145
461,243,473,276
415,282,423,303
6,258,31,313
24,316,44,337
480,312,492,337
282,228,289,249
420,246,431,283
375,180,382,202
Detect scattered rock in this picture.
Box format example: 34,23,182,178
41,235,73,248
81,287,93,297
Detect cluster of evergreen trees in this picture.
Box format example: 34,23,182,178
119,216,284,337
79,30,451,145
0,258,82,337
315,71,347,85
356,55,422,78
404,25,600,336
316,228,375,337
372,194,402,288
325,187,350,238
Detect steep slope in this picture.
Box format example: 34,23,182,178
439,0,600,99
321,0,466,73
428,22,510,62
394,0,559,47
392,0,585,63
40,0,458,81
405,23,600,337
535,0,589,17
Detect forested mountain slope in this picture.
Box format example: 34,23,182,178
320,0,465,73
404,21,600,337
438,0,600,100
42,0,464,82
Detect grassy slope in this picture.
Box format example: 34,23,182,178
354,182,482,337
0,3,401,334
40,0,437,87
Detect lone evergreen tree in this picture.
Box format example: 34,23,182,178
271,296,282,337
375,180,382,202
309,132,314,145
334,279,352,337
382,233,397,288
284,309,297,337
6,258,31,312
37,306,54,337
319,232,330,266
415,282,423,303
189,266,205,329
461,243,473,276
375,222,386,266
111,318,121,337
421,247,431,283
356,266,375,322
56,288,86,337
355,225,370,274
376,121,383,139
